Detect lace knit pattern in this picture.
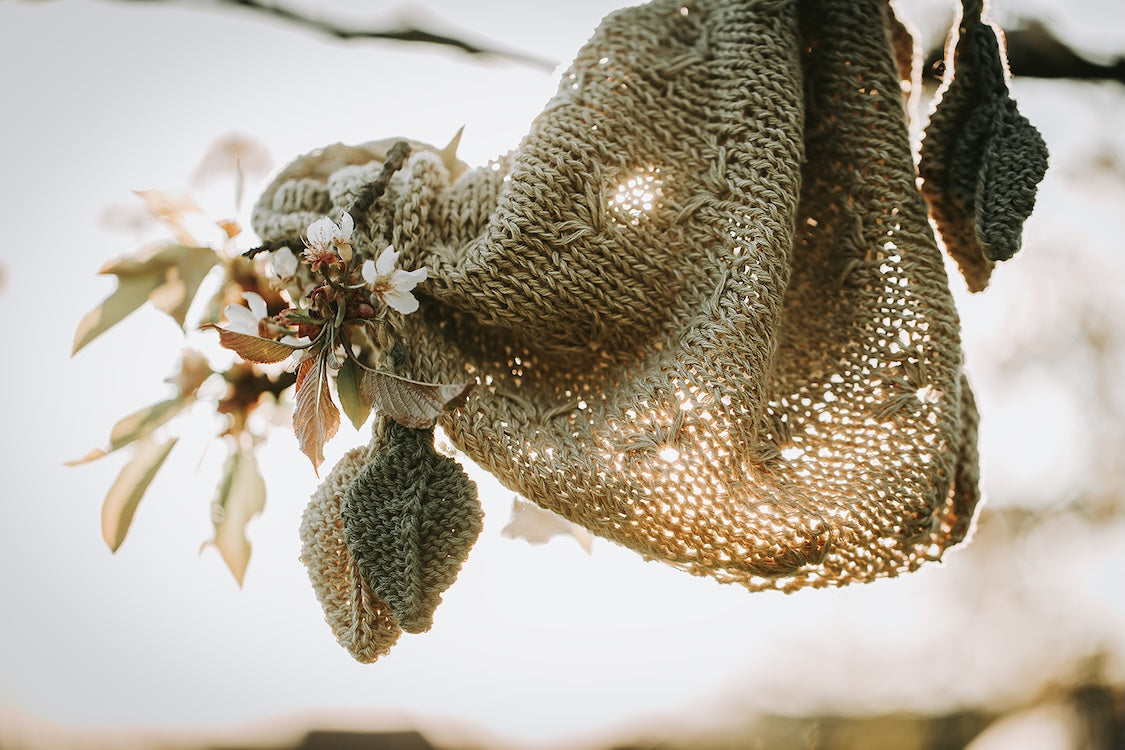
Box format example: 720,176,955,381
262,0,1017,598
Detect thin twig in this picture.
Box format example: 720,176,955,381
114,0,557,71
243,237,296,258
349,141,411,219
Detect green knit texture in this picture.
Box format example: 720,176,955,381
920,17,1048,291
341,422,482,634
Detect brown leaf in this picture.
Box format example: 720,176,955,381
202,324,299,364
65,448,108,467
294,354,341,472
132,190,200,246
101,436,178,552
206,446,266,586
360,370,475,429
335,357,371,430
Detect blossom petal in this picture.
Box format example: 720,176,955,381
224,303,260,336
242,291,269,320
280,335,313,369
270,247,298,278
391,267,428,292
361,259,377,285
339,212,353,240
280,335,312,347
375,245,399,276
381,288,419,315
306,217,337,249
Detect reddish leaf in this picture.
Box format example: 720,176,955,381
202,324,299,364
360,370,475,429
294,354,341,472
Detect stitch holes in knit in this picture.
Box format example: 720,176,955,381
341,421,482,634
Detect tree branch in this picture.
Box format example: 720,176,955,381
925,20,1125,85
115,0,558,71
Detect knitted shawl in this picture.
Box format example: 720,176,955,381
254,0,1046,661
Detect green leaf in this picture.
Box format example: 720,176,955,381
361,370,475,429
202,324,299,364
98,243,192,276
342,422,482,634
72,270,167,354
108,396,188,452
336,358,371,430
73,245,219,353
101,436,178,552
294,353,341,472
148,246,219,328
440,125,466,178
66,396,188,465
208,446,266,586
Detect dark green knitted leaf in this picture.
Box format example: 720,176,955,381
341,422,482,634
919,20,1047,291
973,102,1048,262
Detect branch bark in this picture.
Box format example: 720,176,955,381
113,0,557,71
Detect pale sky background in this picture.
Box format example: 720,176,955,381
2,1,1124,748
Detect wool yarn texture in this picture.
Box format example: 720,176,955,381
342,422,482,635
919,0,1049,292
262,0,1045,659
299,440,402,663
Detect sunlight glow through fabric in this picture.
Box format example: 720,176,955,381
255,0,1046,662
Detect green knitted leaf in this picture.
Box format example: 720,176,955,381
919,20,1047,291
341,422,482,634
974,102,1048,262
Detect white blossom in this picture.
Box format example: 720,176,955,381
361,245,428,315
304,213,353,262
267,246,299,279
280,334,313,369
223,291,269,336
501,497,594,552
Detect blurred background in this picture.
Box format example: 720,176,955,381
1,0,1123,748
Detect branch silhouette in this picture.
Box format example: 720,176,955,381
113,0,558,71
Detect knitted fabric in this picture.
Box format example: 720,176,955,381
342,422,482,634
919,0,1049,291
261,0,1045,627
299,441,401,663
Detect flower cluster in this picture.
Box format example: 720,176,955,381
71,174,443,584
210,212,433,470
71,133,480,586
224,213,426,343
